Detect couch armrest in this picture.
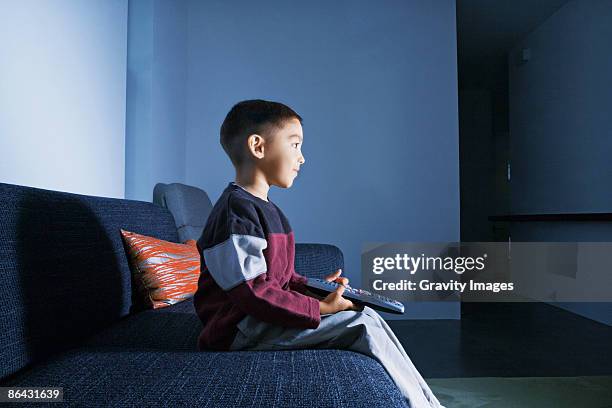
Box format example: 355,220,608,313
294,243,344,280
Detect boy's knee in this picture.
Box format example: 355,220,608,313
358,311,383,332
362,306,384,322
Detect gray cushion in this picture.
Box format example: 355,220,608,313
153,183,213,242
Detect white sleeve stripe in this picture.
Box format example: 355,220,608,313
203,234,268,291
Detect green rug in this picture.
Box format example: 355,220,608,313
428,376,612,408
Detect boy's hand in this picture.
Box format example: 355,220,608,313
324,268,349,286
319,269,364,314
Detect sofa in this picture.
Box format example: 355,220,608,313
0,182,409,407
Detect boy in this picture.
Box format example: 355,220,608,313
194,99,444,408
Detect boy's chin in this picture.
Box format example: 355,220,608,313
273,178,295,189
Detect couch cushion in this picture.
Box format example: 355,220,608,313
0,182,179,380
153,182,214,242
1,347,408,407
83,300,200,351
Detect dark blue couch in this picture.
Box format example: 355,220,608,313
0,182,408,407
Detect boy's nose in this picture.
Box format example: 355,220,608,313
299,155,305,165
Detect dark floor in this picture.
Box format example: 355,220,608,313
386,302,612,378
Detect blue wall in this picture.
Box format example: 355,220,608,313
0,0,128,198
125,0,188,202
509,0,612,325
185,0,461,319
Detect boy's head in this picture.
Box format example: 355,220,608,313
220,99,305,188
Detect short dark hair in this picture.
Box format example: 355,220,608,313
220,99,303,167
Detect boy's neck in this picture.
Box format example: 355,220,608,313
234,172,270,202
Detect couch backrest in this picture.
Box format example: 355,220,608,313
0,182,179,380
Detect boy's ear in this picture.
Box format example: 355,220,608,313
247,134,265,159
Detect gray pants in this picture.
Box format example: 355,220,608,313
229,306,445,408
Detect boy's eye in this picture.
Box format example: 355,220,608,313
292,143,300,148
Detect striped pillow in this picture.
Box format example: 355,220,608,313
121,229,200,309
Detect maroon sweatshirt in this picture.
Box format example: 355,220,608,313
194,182,321,351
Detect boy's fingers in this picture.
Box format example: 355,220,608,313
324,269,342,282
325,270,342,282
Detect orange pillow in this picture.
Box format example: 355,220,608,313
120,229,200,309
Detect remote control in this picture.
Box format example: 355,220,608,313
305,278,405,314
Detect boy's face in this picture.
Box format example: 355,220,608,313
260,118,305,188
